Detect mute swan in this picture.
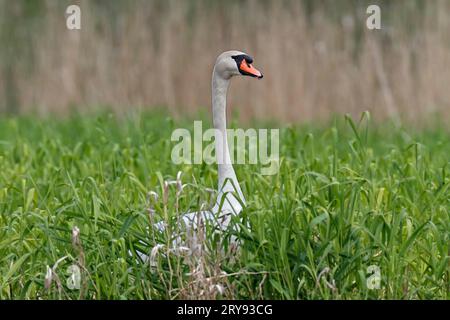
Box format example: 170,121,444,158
153,50,263,239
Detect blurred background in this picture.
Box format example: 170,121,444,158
0,0,449,122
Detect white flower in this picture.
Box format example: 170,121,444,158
44,265,52,290
149,244,165,267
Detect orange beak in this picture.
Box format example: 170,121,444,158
239,59,263,79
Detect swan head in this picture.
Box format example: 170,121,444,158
214,50,263,80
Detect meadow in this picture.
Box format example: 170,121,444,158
0,111,448,299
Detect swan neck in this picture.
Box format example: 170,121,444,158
211,69,243,200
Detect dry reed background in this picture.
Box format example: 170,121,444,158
0,0,449,123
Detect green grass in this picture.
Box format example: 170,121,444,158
0,111,448,299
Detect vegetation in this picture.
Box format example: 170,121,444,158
1,0,449,122
0,112,448,299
